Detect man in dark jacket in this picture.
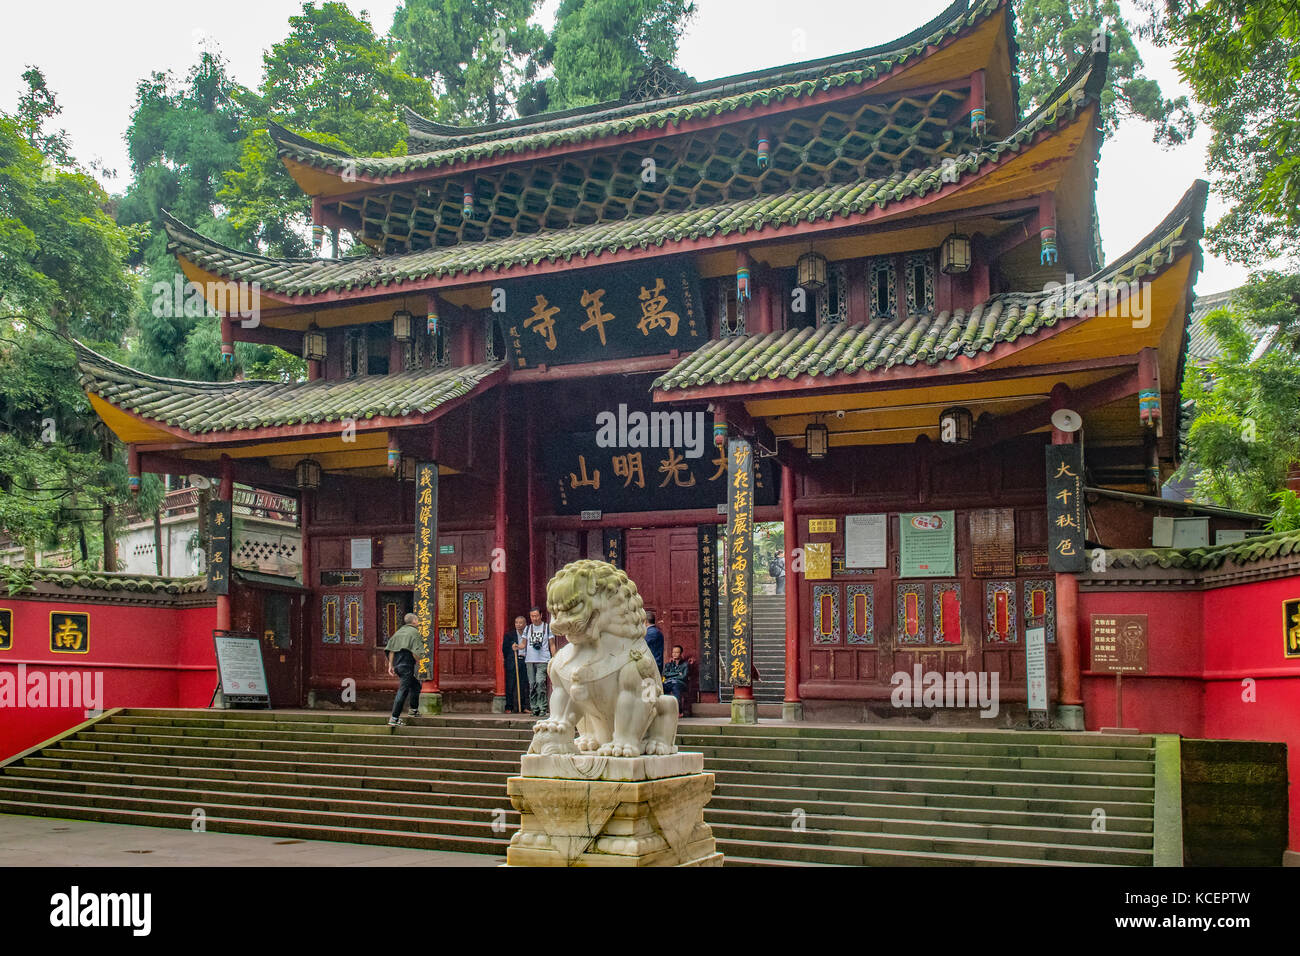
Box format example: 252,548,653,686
663,644,690,714
644,610,665,675
502,615,529,713
385,613,427,727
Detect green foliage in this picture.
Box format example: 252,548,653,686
544,0,696,110
1179,273,1300,519
0,563,38,597
1016,0,1194,144
390,0,548,124
219,2,435,258
1142,1,1300,266
0,87,140,561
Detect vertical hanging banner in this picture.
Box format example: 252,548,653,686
602,528,624,568
697,524,718,693
726,438,754,688
207,500,232,595
413,463,438,680
1046,444,1086,572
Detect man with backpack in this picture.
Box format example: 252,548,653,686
769,550,786,594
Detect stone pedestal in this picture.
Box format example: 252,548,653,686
1055,704,1084,730
418,692,443,715
491,695,506,714
506,753,722,866
782,701,804,722
731,697,757,724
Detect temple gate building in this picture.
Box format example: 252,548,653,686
77,0,1210,725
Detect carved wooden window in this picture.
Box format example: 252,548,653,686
905,251,935,315
344,329,367,378
869,258,896,320
716,282,745,337
818,262,850,326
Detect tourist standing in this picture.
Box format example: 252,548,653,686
644,610,665,675
523,606,556,717
502,614,529,713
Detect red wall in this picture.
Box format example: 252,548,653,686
1081,578,1300,850
0,596,216,760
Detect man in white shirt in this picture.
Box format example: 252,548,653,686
523,606,557,717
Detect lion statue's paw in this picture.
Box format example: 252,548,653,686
642,739,676,756
575,734,600,752
597,740,643,757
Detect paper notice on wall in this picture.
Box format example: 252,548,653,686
845,513,887,568
1025,625,1048,712
350,537,373,569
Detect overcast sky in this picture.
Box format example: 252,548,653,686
0,0,1254,294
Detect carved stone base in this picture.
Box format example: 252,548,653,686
782,701,804,722
417,692,443,715
731,697,757,724
506,754,722,866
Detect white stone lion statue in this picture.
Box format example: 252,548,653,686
528,559,679,757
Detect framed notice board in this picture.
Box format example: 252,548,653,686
213,630,271,707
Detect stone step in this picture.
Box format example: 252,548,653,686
49,739,1154,790
713,836,1115,867
75,727,1155,773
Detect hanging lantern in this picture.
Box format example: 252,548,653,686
940,231,972,275
391,310,414,343
797,251,828,292
128,475,141,496
737,266,751,301
427,305,439,338
805,422,829,460
397,456,418,482
1139,389,1161,427
295,458,323,491
970,107,986,136
1039,226,1058,265
756,135,770,169
311,223,324,252
713,422,728,448
939,406,973,444
303,324,327,362
463,189,474,220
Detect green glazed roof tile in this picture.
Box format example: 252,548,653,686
652,179,1208,392
75,343,503,436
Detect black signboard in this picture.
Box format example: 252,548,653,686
1046,444,1086,572
697,524,718,693
50,611,89,654
207,500,233,595
320,570,365,587
0,608,11,651
725,437,754,688
413,462,438,681
542,404,778,515
602,528,624,569
498,258,704,368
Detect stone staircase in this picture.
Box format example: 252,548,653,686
720,593,787,704
0,710,1159,865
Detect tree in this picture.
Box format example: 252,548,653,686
219,2,437,259
542,0,696,111
1141,0,1300,266
0,82,142,566
1016,0,1194,144
390,0,548,125
1179,272,1300,526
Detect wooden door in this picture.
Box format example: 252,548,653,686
436,530,495,692
625,528,700,678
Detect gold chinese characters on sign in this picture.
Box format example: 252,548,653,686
50,612,89,654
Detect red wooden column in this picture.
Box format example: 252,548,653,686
781,459,802,720
526,401,540,605
1051,384,1085,729
492,388,508,711
215,456,234,631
